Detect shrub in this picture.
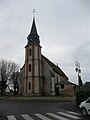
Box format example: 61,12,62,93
76,90,90,106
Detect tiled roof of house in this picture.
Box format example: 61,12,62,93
58,80,75,85
42,55,68,79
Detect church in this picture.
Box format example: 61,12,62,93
19,16,74,96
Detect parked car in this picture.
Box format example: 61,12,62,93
79,97,90,116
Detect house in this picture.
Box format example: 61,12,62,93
0,69,1,93
5,85,10,94
0,68,1,82
81,82,90,91
5,84,14,95
56,80,75,96
19,16,75,96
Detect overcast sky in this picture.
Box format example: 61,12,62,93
0,0,90,84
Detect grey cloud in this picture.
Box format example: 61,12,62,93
0,0,90,84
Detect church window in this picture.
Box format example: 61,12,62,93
29,48,32,56
29,64,31,72
28,82,31,90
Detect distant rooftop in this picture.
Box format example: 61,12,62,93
82,82,90,90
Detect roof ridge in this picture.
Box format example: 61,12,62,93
42,55,68,79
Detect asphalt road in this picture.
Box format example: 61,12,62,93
0,100,89,120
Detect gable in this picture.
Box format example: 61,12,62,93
5,85,10,93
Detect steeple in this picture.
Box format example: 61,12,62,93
27,17,40,44
30,17,37,35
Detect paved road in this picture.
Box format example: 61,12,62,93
0,100,89,120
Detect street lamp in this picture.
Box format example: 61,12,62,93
75,61,82,89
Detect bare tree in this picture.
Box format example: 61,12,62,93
11,71,20,95
0,59,19,94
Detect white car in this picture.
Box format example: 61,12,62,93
79,97,90,116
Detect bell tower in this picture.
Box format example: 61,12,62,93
24,16,42,95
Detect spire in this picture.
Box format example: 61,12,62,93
30,9,37,35
30,17,37,35
27,15,40,44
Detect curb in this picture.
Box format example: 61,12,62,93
0,96,76,101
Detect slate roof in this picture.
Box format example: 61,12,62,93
30,17,37,35
42,55,68,79
27,17,40,45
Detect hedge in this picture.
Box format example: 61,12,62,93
76,90,90,106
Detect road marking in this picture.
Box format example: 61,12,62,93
67,111,81,116
35,113,51,120
47,113,69,120
57,112,81,119
7,110,82,120
21,114,34,120
7,115,17,120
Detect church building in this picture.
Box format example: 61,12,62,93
19,16,73,96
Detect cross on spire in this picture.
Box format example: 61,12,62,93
32,9,37,18
27,9,40,44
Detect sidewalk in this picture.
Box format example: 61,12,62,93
0,95,76,101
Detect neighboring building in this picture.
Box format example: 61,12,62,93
57,80,75,96
0,68,1,82
5,85,10,94
5,84,14,95
81,82,90,91
19,17,74,96
0,68,1,93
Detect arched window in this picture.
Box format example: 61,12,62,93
28,82,31,90
29,48,32,56
29,64,31,72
